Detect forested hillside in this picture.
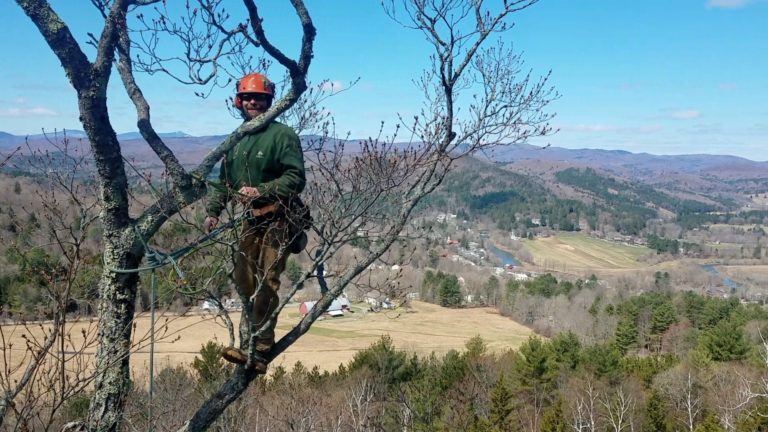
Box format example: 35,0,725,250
425,163,595,233
100,286,768,431
426,160,767,254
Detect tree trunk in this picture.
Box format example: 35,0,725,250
85,248,141,431
77,95,142,432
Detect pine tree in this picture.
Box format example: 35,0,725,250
645,390,669,432
284,258,302,284
515,337,559,392
581,344,623,380
614,317,638,354
651,301,678,335
489,373,517,432
701,320,750,361
484,275,500,305
694,413,725,432
550,331,582,370
191,341,230,384
735,400,768,431
540,398,567,432
439,274,462,307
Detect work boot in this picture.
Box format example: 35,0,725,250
221,347,269,374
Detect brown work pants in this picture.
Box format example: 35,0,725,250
234,216,291,348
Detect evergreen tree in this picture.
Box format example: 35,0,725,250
581,344,622,381
699,297,740,330
484,275,500,305
683,291,708,328
439,274,462,307
348,335,419,387
489,373,517,432
540,398,567,432
735,400,768,431
650,300,678,335
516,337,559,390
514,336,559,419
439,349,468,388
614,317,638,354
405,355,445,431
550,331,582,370
284,258,302,285
191,341,230,385
428,249,439,267
694,413,725,432
645,390,669,432
464,335,488,359
701,320,750,361
623,354,678,386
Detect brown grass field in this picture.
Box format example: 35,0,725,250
1,301,534,383
717,265,768,278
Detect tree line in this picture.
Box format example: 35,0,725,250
41,327,768,431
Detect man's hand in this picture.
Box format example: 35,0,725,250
236,186,261,204
203,216,219,233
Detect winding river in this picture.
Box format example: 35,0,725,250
701,264,741,289
487,243,520,267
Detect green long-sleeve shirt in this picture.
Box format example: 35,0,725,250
206,121,306,217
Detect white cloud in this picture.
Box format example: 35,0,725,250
0,106,59,117
687,123,723,135
670,110,701,120
718,83,738,91
562,123,663,134
565,123,617,132
706,0,753,8
320,80,346,92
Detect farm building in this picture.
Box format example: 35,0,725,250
299,296,350,317
365,297,396,310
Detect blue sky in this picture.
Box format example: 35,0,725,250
1,0,766,160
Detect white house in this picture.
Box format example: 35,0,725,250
298,295,350,316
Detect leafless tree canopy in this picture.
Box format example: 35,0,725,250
8,0,556,430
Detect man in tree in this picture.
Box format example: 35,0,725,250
203,72,307,372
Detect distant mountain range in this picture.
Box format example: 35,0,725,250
493,144,767,174
0,130,191,144
2,130,766,198
0,130,213,166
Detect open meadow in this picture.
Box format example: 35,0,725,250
522,232,653,273
1,301,534,383
517,232,766,295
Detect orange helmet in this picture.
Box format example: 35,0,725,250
234,73,275,108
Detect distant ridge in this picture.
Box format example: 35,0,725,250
2,131,766,205
117,131,192,140
491,143,768,173
2,131,766,177
0,129,88,147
